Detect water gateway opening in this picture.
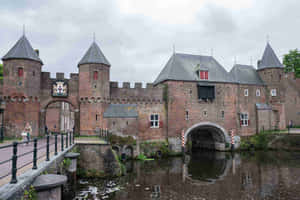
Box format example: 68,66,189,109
186,123,229,152
45,101,75,133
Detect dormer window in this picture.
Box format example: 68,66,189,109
93,71,98,80
197,70,208,80
18,67,23,77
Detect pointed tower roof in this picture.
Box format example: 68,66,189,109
257,42,283,70
78,42,110,66
2,35,43,64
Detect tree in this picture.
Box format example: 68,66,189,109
283,49,300,78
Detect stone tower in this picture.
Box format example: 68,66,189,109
257,42,286,129
2,35,43,136
78,41,110,135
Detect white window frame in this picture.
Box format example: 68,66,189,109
150,114,159,128
244,89,249,97
256,89,260,97
271,89,277,96
240,113,249,126
203,110,208,117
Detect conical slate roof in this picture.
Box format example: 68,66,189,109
230,64,265,85
78,42,110,66
257,42,283,70
2,35,43,64
154,53,234,85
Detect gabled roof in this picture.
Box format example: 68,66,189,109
2,35,43,64
230,64,265,85
153,53,234,85
257,42,283,70
103,104,138,118
78,42,110,66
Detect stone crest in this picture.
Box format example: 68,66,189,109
52,80,68,97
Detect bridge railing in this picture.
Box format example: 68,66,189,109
0,131,74,184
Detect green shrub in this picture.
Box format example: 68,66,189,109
22,185,37,200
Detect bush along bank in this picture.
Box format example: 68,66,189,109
139,140,182,159
239,131,300,151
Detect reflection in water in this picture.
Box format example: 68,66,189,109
71,151,300,200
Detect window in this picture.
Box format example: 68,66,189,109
18,68,23,77
197,85,215,100
271,89,277,96
33,71,35,76
150,114,159,128
244,89,248,97
256,89,260,97
240,113,249,126
113,121,115,126
185,110,189,120
197,70,208,80
221,111,224,119
203,110,207,117
96,114,99,121
93,71,98,80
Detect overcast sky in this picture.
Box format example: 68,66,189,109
0,0,299,84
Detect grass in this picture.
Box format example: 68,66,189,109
0,137,22,144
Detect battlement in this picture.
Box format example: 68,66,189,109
110,82,154,89
41,72,79,81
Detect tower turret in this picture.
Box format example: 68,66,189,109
2,35,43,97
78,42,110,99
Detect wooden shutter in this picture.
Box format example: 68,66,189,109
18,68,23,77
200,71,204,79
159,121,163,128
93,71,98,80
204,71,208,80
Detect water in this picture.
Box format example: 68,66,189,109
70,151,300,200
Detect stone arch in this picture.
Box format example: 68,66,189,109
40,99,80,135
185,121,231,151
112,145,121,156
123,145,134,159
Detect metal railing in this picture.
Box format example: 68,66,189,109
0,131,74,184
98,128,110,143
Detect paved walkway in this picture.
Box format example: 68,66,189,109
0,135,65,186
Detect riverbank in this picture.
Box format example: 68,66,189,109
240,131,300,151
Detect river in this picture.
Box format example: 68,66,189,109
68,151,300,200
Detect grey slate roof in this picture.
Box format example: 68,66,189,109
78,42,110,66
256,103,272,110
230,64,265,85
153,53,234,85
103,104,138,118
257,43,283,70
2,35,43,64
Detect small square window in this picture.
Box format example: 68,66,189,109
203,110,207,117
256,89,260,96
244,89,249,97
197,70,209,80
271,89,277,96
150,114,159,128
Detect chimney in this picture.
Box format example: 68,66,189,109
35,49,39,57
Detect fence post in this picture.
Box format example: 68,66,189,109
55,134,58,155
46,135,50,161
0,125,4,143
73,131,75,144
66,133,68,148
10,142,18,184
61,133,64,151
32,138,38,170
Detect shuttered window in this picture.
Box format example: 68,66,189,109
198,70,208,80
18,68,23,77
197,85,215,100
93,71,98,80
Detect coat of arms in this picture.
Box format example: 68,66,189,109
52,81,68,97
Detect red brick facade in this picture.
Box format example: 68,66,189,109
0,36,299,150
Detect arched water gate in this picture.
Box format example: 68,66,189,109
185,122,231,151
